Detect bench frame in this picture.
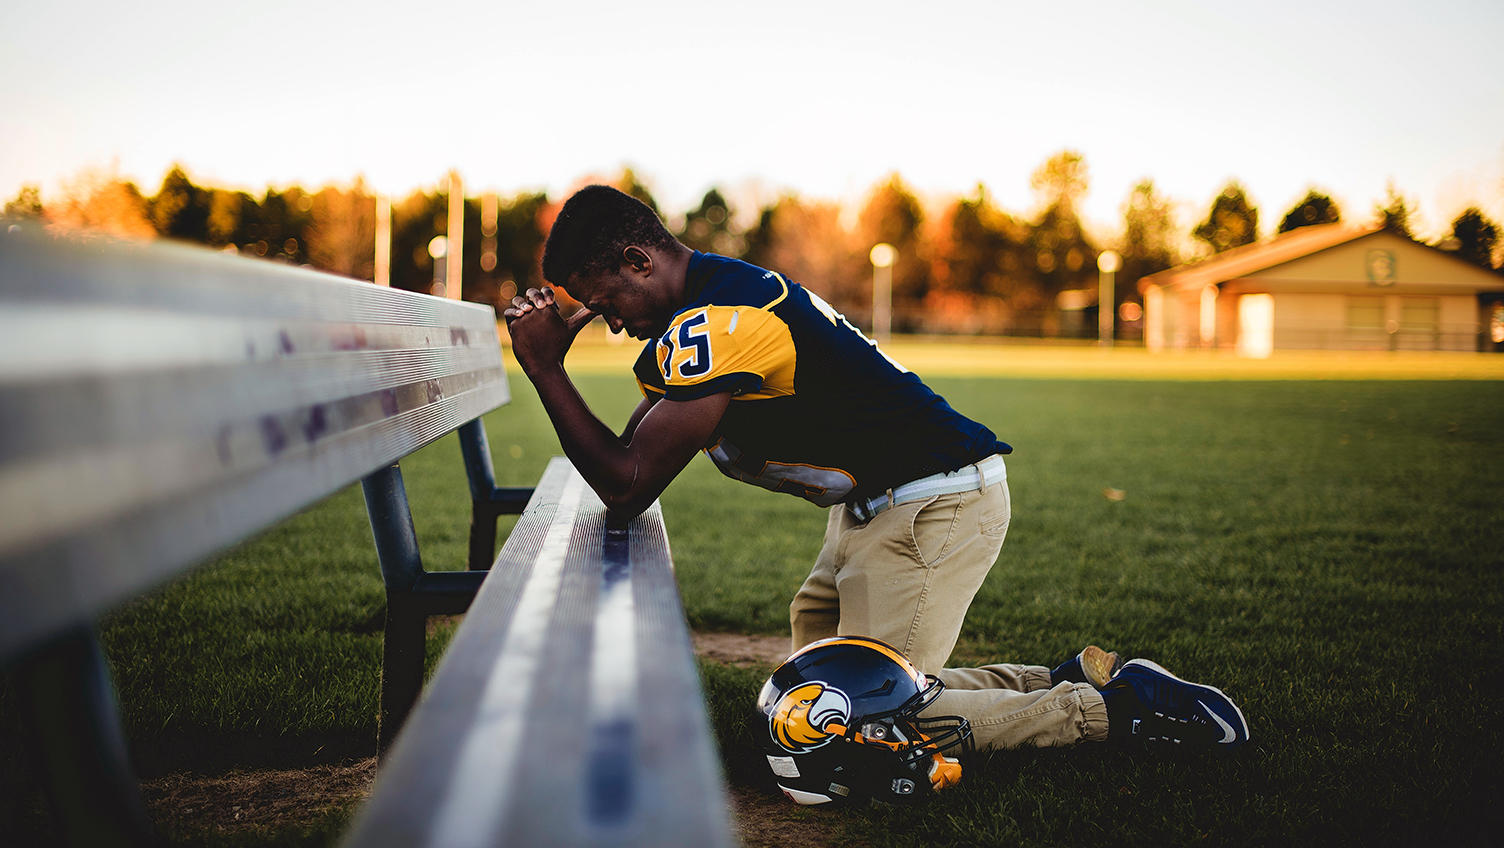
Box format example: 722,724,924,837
365,418,534,753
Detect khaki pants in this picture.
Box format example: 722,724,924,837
789,476,1108,749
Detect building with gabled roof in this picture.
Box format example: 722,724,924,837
1139,223,1504,356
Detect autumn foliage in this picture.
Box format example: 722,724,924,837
7,155,1498,339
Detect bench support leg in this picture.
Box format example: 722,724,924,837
378,594,427,758
362,464,427,757
362,463,424,594
363,432,534,756
7,626,154,848
362,463,478,756
458,419,533,571
468,500,501,573
460,420,501,571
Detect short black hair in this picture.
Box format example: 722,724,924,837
542,185,678,286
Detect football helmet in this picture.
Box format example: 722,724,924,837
754,636,973,806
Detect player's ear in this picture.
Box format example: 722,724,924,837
622,245,653,276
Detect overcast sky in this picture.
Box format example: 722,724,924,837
3,0,1502,239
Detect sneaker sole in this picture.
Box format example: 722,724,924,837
1121,658,1251,744
1081,646,1122,689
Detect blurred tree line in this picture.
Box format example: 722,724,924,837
6,156,1499,332
2,164,550,311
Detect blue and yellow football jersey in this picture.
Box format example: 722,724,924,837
633,252,1011,507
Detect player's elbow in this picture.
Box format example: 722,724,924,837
593,458,667,519
590,469,652,519
585,447,689,522
599,490,654,521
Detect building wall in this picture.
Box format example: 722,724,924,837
1271,293,1344,349
1438,296,1482,351
1240,292,1480,351
1144,285,1166,351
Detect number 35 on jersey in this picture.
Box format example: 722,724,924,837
654,307,797,399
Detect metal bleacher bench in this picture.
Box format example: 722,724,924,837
0,226,731,847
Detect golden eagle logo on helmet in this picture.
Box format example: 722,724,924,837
770,681,852,753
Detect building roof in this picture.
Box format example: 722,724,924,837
1141,223,1385,292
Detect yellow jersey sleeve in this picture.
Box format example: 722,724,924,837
655,305,796,401
632,339,666,399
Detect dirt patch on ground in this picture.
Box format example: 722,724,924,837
729,783,850,847
692,631,792,667
132,631,835,846
141,755,843,848
425,614,462,636
141,758,374,841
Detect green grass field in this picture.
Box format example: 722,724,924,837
3,346,1502,846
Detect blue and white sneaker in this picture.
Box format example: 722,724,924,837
1103,659,1250,748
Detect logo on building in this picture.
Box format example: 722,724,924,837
1366,250,1397,286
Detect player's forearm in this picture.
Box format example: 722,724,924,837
526,365,660,517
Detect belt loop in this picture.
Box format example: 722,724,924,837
976,459,987,491
886,488,895,510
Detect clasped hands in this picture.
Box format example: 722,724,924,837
503,286,596,375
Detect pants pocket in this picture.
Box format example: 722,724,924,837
980,484,1011,540
908,495,958,567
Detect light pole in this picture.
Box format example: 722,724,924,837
446,170,464,301
870,243,896,345
1097,250,1121,347
374,193,391,287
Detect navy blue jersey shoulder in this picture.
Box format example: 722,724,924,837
634,253,1011,506
684,250,785,306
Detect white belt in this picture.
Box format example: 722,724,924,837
848,454,1007,522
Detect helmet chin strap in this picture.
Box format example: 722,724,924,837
927,754,963,790
823,722,966,793
910,726,964,791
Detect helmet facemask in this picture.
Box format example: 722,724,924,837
829,675,973,798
